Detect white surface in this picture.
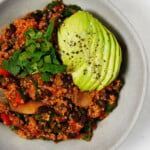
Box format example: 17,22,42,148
112,0,150,150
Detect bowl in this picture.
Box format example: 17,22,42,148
0,0,148,150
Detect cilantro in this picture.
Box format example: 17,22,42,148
32,51,46,62
42,63,66,74
11,126,19,130
2,50,22,75
82,134,91,141
47,1,62,10
44,55,51,63
44,19,54,41
41,72,50,81
1,20,66,81
63,5,81,17
50,46,60,65
105,104,115,113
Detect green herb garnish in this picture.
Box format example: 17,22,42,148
11,126,19,130
105,104,116,113
2,20,66,81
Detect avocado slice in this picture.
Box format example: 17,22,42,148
76,14,104,90
58,11,122,91
82,19,110,91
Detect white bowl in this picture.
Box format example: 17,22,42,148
0,0,148,150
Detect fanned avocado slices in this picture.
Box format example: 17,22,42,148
58,11,122,91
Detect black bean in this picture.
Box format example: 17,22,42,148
31,10,43,22
46,11,52,21
44,81,53,86
38,105,50,113
61,122,68,129
67,132,77,139
80,115,87,125
9,24,16,34
96,100,108,108
111,90,119,97
105,89,112,95
61,74,72,84
42,89,52,96
9,75,20,85
63,97,71,101
71,112,80,122
104,92,110,99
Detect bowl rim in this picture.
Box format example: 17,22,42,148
107,0,149,149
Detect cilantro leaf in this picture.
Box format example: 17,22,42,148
2,24,66,80
50,46,60,65
44,20,54,41
42,63,66,74
2,59,20,75
32,51,46,62
41,40,52,51
18,71,27,78
47,1,62,11
41,72,50,81
25,28,36,38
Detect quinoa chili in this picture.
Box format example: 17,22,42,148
0,0,123,142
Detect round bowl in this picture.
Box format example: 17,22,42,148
0,0,148,150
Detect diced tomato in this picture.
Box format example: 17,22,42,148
99,113,108,120
9,114,15,121
31,132,41,137
1,113,12,125
70,121,78,131
53,5,62,12
14,91,25,105
0,67,10,76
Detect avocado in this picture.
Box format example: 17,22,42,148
58,11,122,91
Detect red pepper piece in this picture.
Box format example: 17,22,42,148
1,113,12,125
53,5,62,12
70,121,78,131
14,91,25,105
0,67,10,76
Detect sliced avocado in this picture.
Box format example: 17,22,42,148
82,20,109,91
87,20,111,91
58,11,122,91
77,14,103,90
97,30,115,90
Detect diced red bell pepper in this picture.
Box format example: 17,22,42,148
53,5,62,12
14,91,25,105
0,67,10,76
70,121,78,131
1,113,12,125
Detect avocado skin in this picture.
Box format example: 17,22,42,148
58,11,122,91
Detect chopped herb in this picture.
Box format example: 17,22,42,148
1,20,66,81
11,126,19,130
47,1,62,10
0,76,4,83
44,19,54,41
105,104,116,113
41,72,50,81
82,134,92,141
52,126,59,134
63,5,81,17
35,114,42,120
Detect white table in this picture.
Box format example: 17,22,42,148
113,0,150,150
